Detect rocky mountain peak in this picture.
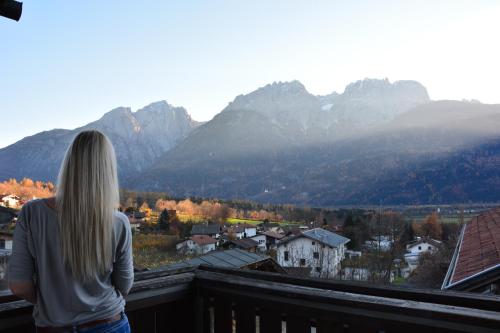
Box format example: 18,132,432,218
342,78,430,101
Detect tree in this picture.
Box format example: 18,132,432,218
139,202,152,217
342,215,369,250
158,209,170,231
420,212,443,240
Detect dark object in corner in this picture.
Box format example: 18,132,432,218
0,0,23,21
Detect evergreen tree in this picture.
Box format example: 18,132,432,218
158,209,170,231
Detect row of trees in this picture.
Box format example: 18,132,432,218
0,178,54,201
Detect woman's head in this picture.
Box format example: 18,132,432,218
56,130,119,282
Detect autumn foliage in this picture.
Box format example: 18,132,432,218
420,212,443,240
0,178,54,201
155,198,283,222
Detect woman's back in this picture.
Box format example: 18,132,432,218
8,198,133,327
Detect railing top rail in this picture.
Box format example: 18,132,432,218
195,269,500,332
195,265,500,311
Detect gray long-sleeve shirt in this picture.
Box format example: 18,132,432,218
7,199,134,327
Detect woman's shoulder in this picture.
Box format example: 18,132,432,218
113,211,131,229
20,197,53,213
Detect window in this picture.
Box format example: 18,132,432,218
316,267,321,272
428,246,432,250
0,239,4,249
312,241,315,245
418,246,421,250
284,251,289,261
300,258,306,266
313,252,319,259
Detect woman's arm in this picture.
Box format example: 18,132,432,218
112,216,134,296
9,281,37,304
7,205,37,303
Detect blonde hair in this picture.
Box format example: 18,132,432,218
55,130,119,282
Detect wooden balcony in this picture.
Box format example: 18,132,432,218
0,265,499,332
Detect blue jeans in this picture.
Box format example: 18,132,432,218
77,312,130,333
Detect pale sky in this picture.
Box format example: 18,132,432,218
1,1,500,148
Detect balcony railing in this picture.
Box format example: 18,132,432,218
0,265,499,332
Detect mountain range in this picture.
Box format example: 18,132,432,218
1,78,499,206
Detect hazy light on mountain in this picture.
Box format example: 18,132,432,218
1,1,500,148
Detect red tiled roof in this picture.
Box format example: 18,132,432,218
191,235,218,246
450,208,500,284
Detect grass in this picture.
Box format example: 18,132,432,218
133,248,191,269
391,276,406,285
133,234,178,251
226,218,262,225
132,233,192,269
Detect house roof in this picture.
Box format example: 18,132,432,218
304,228,350,247
165,249,284,273
191,224,221,235
262,231,285,239
406,237,442,249
278,228,350,248
442,208,500,290
191,235,218,246
229,238,259,249
132,211,146,219
229,223,257,233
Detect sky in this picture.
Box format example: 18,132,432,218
1,0,500,148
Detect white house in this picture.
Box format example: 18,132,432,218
250,234,267,252
404,237,441,271
227,224,257,239
276,228,350,278
176,235,217,255
0,195,21,209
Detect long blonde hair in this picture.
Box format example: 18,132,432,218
55,130,119,282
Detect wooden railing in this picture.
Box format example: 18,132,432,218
1,265,500,332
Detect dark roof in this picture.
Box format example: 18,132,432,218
191,224,221,235
442,208,500,290
133,211,146,219
262,231,285,239
229,238,259,249
166,249,273,270
279,228,350,248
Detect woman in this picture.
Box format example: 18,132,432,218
7,130,134,332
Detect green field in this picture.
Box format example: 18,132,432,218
407,214,474,224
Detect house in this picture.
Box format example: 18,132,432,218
250,233,267,252
176,235,217,255
190,224,222,239
404,237,441,270
226,224,257,239
0,206,17,225
276,228,350,278
441,208,500,294
262,230,284,250
223,238,259,253
167,248,286,274
0,195,21,209
127,211,146,223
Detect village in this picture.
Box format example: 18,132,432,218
2,189,497,295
